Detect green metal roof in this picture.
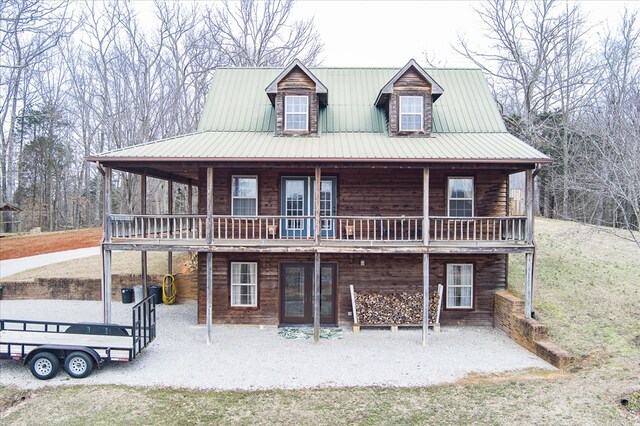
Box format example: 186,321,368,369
89,131,549,163
197,67,507,134
88,65,550,165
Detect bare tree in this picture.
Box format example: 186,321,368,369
455,0,594,219
205,0,323,67
0,0,73,204
581,9,640,247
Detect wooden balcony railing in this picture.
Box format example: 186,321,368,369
110,214,206,240
430,216,527,242
324,216,423,242
108,214,528,245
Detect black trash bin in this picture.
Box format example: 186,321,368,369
121,287,134,304
148,285,163,305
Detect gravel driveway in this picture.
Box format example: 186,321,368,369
0,300,553,390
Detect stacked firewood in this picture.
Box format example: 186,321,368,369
354,291,440,325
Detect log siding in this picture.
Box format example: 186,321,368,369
197,252,507,327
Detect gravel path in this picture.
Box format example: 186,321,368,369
0,300,554,390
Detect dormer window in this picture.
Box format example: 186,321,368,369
375,59,444,137
265,59,328,136
285,95,309,131
399,96,423,131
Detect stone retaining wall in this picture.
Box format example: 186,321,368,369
494,290,576,369
0,271,198,303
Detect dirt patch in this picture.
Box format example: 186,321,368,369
0,228,101,260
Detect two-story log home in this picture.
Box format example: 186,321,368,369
87,59,550,345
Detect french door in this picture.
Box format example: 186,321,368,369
281,177,337,238
280,263,336,325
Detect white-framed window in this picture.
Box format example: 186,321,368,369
230,262,258,307
399,95,423,131
232,176,258,216
448,177,474,217
446,264,473,309
285,95,308,131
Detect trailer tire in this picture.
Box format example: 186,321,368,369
29,352,60,380
64,351,94,379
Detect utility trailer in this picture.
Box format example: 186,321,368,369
0,296,156,380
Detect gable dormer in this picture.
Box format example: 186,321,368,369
265,59,328,136
375,59,443,137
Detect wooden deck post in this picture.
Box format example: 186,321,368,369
524,168,535,318
141,173,148,296
423,167,429,246
102,166,112,323
313,167,321,344
313,251,321,344
167,180,173,274
525,169,534,245
314,167,321,245
187,180,193,215
525,252,534,319
206,168,213,245
422,253,429,346
206,252,213,345
206,167,214,344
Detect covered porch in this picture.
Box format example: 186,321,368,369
96,161,538,346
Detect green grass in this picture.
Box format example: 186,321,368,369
2,218,639,424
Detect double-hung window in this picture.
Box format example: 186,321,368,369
446,264,473,309
399,96,423,131
448,177,474,217
232,176,258,216
230,262,258,307
285,95,308,131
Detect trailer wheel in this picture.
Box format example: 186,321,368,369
64,351,94,379
29,352,60,380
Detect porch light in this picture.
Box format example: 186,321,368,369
360,257,365,267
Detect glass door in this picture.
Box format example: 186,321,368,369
281,179,308,238
280,263,336,325
281,264,310,323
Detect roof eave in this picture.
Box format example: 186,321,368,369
264,59,328,105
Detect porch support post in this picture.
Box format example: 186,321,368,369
525,169,534,245
525,252,534,319
167,180,173,274
101,166,112,323
187,180,193,215
524,168,535,318
206,168,213,245
314,167,321,245
206,252,213,344
422,253,429,346
313,251,321,344
313,167,321,344
141,173,148,296
423,167,429,246
206,167,214,344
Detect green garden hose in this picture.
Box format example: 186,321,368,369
162,274,177,304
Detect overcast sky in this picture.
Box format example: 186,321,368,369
290,0,639,68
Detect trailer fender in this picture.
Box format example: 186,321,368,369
24,345,102,368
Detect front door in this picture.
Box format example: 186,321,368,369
281,177,337,238
280,263,336,325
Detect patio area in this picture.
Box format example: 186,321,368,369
0,300,553,390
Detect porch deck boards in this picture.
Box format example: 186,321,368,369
106,238,533,254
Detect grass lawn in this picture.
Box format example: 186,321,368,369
1,218,639,424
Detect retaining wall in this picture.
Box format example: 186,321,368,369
494,290,576,369
0,271,198,303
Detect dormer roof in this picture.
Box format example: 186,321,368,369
265,59,328,106
374,59,444,107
